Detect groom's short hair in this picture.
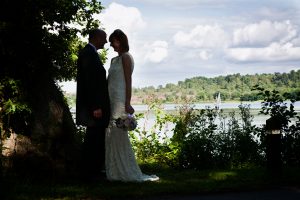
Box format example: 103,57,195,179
88,29,105,41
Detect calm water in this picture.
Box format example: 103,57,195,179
133,101,300,112
132,101,300,137
71,101,300,136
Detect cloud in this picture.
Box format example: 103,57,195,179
199,50,213,60
226,42,300,62
135,0,234,9
144,41,169,63
173,24,229,48
291,37,300,46
227,20,300,63
233,20,298,47
96,2,146,35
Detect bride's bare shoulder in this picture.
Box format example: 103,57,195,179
121,52,133,62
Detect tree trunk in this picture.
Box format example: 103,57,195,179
2,77,81,178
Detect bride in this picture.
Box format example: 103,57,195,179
105,29,159,182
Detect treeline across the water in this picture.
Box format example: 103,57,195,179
132,70,300,104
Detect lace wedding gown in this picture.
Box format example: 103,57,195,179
105,52,159,182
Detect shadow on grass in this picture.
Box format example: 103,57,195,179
2,165,300,200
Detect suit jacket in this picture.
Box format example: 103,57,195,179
76,44,110,127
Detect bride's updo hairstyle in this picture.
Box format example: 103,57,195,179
109,29,129,52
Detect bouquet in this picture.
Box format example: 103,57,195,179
115,114,137,131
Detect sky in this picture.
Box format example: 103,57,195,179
60,0,300,93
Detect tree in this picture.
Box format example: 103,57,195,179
0,0,104,176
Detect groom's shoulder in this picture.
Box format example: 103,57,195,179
82,44,92,52
79,45,93,56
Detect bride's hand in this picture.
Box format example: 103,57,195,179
126,104,135,114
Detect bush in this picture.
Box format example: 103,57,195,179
130,88,299,170
253,85,300,167
176,105,262,170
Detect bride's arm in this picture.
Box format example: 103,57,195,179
122,54,135,114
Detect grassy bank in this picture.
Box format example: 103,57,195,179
2,164,300,200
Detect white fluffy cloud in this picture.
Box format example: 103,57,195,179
233,20,297,47
227,20,300,62
226,42,300,62
96,2,146,35
173,24,229,48
172,20,300,63
144,41,169,63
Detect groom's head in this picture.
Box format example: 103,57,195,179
89,29,107,50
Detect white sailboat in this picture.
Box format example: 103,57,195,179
215,92,221,110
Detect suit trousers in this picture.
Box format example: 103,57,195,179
82,125,106,178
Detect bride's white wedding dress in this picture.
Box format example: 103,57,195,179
105,52,159,182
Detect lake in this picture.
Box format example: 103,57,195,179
71,101,300,136
131,101,300,137
133,101,300,112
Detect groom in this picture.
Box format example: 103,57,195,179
76,29,110,181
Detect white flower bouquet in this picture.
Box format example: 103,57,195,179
115,114,137,131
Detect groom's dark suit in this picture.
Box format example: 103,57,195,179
76,43,110,179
